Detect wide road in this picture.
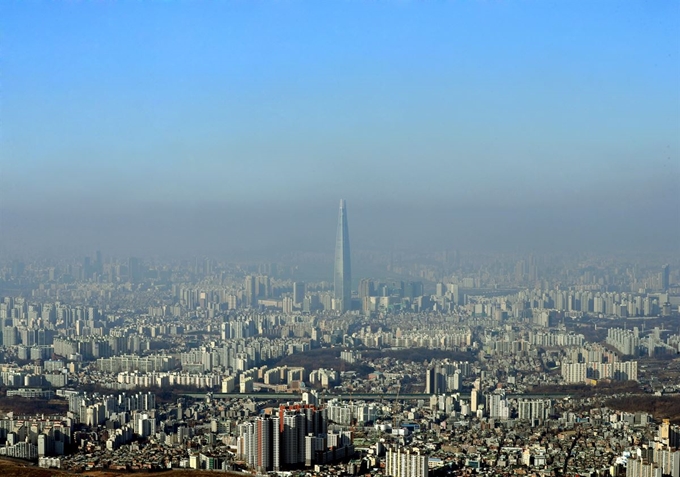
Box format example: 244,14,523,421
182,392,572,401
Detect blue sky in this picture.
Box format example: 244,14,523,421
0,1,679,254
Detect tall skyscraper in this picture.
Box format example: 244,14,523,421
334,199,352,312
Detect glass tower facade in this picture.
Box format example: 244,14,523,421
334,199,351,312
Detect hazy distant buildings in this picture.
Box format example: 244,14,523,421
333,199,352,312
128,257,142,283
359,279,374,300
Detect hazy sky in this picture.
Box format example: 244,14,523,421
1,1,678,256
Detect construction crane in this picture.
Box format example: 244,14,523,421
391,384,401,430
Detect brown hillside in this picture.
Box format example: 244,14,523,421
605,395,680,424
0,458,247,477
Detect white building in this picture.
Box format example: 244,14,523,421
385,447,429,477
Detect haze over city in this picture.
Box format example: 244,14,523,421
1,1,678,258
1,3,680,476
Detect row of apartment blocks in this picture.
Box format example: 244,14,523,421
562,361,638,383
560,342,639,384
247,369,338,394
113,371,222,390
54,335,150,361
95,354,178,373
465,288,674,318
527,329,585,347
67,390,155,424
0,298,103,325
1,325,55,347
177,337,313,373
606,327,680,357
426,390,553,424
347,329,473,350
0,361,69,388
564,344,620,365
107,362,340,394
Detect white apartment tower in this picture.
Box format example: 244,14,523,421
385,447,429,477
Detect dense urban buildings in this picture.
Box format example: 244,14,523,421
0,239,677,476
0,203,676,476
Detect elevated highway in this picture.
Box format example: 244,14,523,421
181,391,572,401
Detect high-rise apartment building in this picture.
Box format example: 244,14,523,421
245,276,257,308
425,367,445,395
237,404,340,472
385,447,429,477
293,282,305,306
518,399,552,424
359,279,374,299
334,199,352,312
